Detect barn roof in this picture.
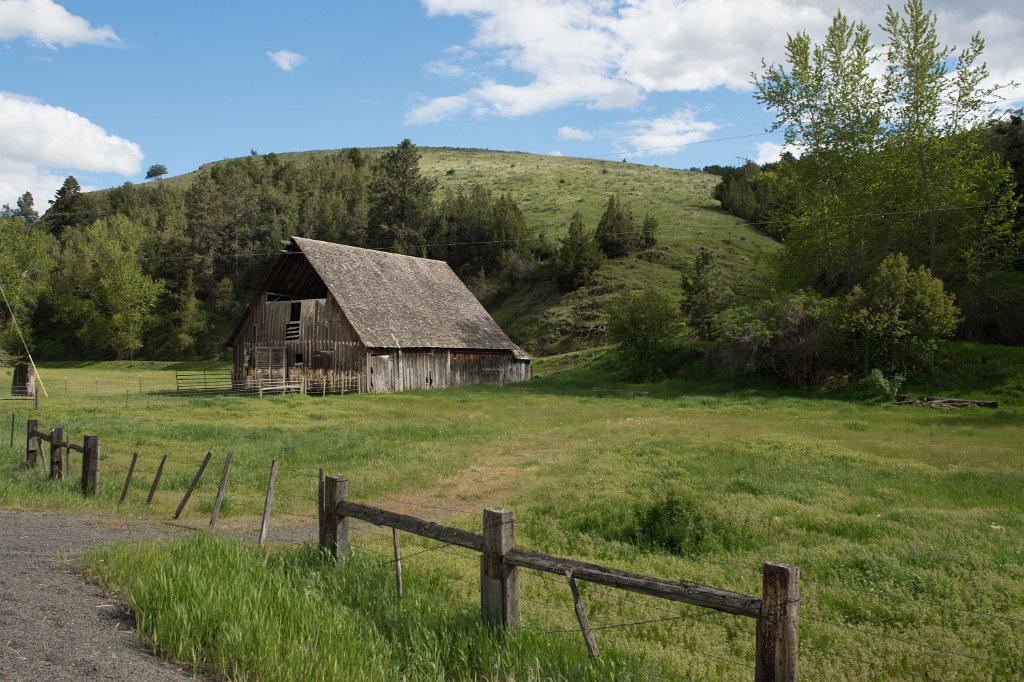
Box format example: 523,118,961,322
280,237,529,358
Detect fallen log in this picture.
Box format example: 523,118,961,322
894,395,997,408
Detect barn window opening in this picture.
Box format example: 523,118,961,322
290,302,301,321
294,353,304,364
285,301,301,340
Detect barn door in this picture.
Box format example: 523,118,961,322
367,354,394,393
255,347,285,383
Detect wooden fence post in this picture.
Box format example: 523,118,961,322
9,410,14,449
49,427,63,480
755,562,800,682
320,475,349,561
146,455,167,504
174,451,212,519
26,419,38,467
82,436,99,496
317,468,325,546
258,459,279,546
119,452,138,503
392,528,404,597
208,451,234,532
480,508,518,631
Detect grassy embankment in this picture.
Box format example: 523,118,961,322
3,344,1023,680
131,147,780,353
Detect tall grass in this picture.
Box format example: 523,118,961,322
84,535,643,681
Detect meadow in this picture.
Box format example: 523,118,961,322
3,346,1023,680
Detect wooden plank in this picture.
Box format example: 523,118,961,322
209,451,234,532
567,570,599,658
481,508,518,630
146,454,167,505
49,427,64,480
392,528,403,598
174,451,212,519
755,562,800,682
119,452,138,503
335,500,484,552
82,436,100,497
258,459,279,546
66,442,85,454
504,548,762,619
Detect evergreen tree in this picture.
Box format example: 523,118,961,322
15,192,38,226
680,247,729,340
555,212,602,290
367,139,436,251
45,176,90,237
596,194,642,258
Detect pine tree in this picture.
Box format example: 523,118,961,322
680,247,729,340
596,194,641,258
45,176,90,238
15,192,38,226
555,212,603,290
367,139,436,251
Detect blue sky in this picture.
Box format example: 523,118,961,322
2,0,1022,207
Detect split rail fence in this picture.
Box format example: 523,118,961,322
318,474,800,682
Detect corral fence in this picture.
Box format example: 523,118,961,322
175,370,360,397
25,418,99,495
317,474,800,682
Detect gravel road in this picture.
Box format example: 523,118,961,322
0,510,199,681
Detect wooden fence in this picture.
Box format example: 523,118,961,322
318,475,800,682
25,419,99,495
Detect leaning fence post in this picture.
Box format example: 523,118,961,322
146,454,167,504
392,528,404,598
481,508,518,631
755,562,800,682
26,419,38,467
119,452,138,503
174,451,212,519
82,436,99,496
208,451,234,532
258,459,279,546
49,427,64,480
320,475,349,561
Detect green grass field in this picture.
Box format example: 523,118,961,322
3,347,1023,680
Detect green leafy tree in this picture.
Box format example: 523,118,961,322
753,0,1018,297
554,211,602,290
52,215,163,359
367,139,436,251
606,288,680,381
0,216,54,360
838,253,959,374
145,164,168,180
680,247,729,340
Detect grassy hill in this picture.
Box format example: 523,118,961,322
131,147,778,354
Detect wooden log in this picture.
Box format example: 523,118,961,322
25,418,38,467
49,427,63,480
335,500,484,552
81,436,99,497
480,508,518,630
119,452,138,504
258,459,279,546
173,451,212,519
755,562,800,682
566,570,599,658
146,454,167,505
504,549,762,619
321,476,349,561
392,528,403,598
208,451,234,532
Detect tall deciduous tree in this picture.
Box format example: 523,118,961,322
753,0,1019,299
0,216,53,361
52,215,162,359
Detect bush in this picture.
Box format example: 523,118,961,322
606,288,680,381
837,254,960,375
867,368,905,401
629,489,751,556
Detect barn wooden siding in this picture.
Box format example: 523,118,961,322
365,350,531,394
232,295,365,389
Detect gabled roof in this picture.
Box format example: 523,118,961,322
271,237,529,358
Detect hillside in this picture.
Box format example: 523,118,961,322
85,147,779,357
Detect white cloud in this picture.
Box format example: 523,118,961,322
557,126,593,141
753,142,784,165
267,49,306,71
0,91,143,205
549,150,564,156
406,94,471,124
0,158,65,209
415,0,1024,121
0,0,118,47
617,109,718,157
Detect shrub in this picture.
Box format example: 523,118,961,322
837,254,960,375
606,288,680,381
867,368,905,401
629,489,751,556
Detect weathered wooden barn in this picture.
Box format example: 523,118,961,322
230,237,531,393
